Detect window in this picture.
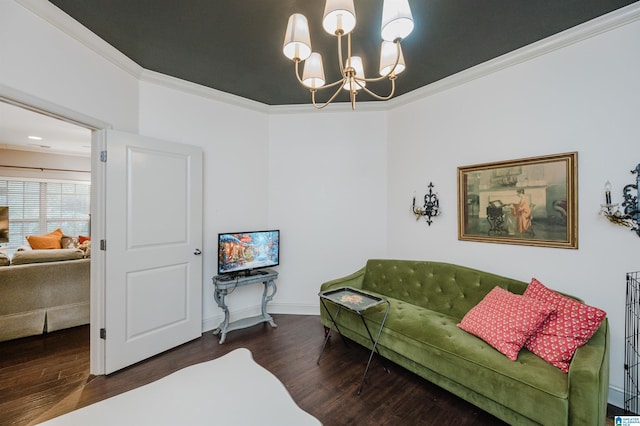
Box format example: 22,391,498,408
0,178,90,253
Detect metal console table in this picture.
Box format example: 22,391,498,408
212,269,278,344
317,286,390,395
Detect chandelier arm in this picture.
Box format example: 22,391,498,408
311,84,347,109
337,33,346,76
293,60,305,86
355,77,397,101
315,78,346,91
360,41,403,83
356,74,394,83
346,32,352,69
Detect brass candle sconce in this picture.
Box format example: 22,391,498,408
600,163,639,237
412,182,440,226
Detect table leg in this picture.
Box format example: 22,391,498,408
317,301,343,365
261,279,278,328
212,288,230,344
356,300,391,395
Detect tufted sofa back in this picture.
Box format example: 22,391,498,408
361,259,528,320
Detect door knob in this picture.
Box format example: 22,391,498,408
194,249,202,255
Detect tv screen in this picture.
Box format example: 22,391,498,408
218,229,279,276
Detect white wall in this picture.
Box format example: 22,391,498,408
268,110,389,313
386,15,640,407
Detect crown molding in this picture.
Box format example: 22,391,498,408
16,0,270,113
15,0,144,79
15,0,640,115
268,99,391,115
139,70,270,114
386,1,640,110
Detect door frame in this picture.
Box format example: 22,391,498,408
0,84,112,375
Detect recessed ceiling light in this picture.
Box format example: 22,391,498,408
28,136,43,140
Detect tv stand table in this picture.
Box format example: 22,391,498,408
211,269,278,344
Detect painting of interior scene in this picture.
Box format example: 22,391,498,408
461,159,570,244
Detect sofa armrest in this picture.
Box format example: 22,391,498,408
320,266,366,292
567,318,609,426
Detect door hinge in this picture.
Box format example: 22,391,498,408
100,328,106,339
100,150,107,162
100,239,106,251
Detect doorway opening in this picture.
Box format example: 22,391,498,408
0,95,106,376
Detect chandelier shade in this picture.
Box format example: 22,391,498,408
342,56,366,91
379,41,405,76
282,0,414,110
283,13,312,61
302,52,326,89
322,0,357,35
381,0,414,41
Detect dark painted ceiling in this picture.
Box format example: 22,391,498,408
49,0,637,106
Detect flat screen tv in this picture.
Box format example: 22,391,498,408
217,229,279,276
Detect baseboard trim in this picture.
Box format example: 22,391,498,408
609,385,624,411
201,303,320,333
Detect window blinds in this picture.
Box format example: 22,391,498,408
0,179,90,253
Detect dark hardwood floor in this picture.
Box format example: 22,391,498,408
0,314,620,425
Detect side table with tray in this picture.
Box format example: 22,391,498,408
317,286,390,394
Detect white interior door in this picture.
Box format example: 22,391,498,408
103,130,203,374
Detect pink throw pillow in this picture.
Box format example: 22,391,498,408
458,286,554,361
523,278,606,373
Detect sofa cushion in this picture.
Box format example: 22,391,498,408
11,248,84,265
26,228,63,249
524,278,607,372
457,286,554,360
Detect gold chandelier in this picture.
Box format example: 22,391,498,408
282,0,414,110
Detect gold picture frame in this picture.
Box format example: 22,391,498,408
458,152,578,249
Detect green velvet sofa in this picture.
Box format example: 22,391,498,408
319,259,609,426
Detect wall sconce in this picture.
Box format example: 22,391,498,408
412,182,440,226
600,163,640,237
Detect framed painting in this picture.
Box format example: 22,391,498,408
457,152,578,249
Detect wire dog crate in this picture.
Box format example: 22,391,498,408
625,271,640,414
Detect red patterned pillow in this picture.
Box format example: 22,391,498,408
524,278,606,373
457,286,555,360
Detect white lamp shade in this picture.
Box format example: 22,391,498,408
343,56,366,91
323,0,356,35
379,41,405,76
283,13,312,61
302,52,326,89
381,0,414,41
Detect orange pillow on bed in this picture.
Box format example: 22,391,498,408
26,228,63,249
